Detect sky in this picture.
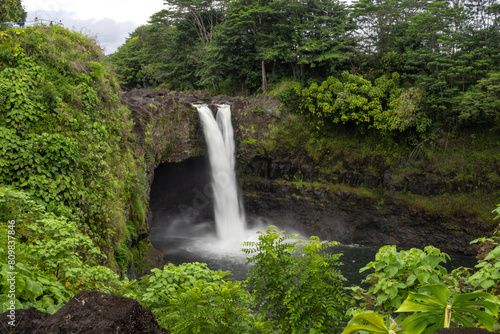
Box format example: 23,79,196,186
22,0,166,54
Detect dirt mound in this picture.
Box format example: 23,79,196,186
0,291,169,334
0,307,49,333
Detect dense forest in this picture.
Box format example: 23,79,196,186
110,0,499,139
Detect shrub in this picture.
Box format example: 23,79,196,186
242,225,349,333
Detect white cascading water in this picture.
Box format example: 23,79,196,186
195,104,246,247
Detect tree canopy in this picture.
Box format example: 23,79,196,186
108,0,500,135
0,0,26,23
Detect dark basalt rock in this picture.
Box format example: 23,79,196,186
0,307,49,334
0,291,169,334
242,180,487,254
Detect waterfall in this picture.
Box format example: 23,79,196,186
195,104,246,245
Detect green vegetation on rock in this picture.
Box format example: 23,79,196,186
0,25,152,311
0,25,146,250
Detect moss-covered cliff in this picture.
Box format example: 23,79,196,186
0,25,156,275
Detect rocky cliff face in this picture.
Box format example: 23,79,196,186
122,89,495,256
242,179,489,255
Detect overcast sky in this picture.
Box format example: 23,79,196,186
22,0,165,54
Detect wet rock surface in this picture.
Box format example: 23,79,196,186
0,291,169,334
243,179,488,255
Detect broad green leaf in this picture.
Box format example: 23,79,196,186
479,280,495,289
484,246,500,261
452,291,497,308
401,312,444,334
24,277,43,301
397,299,443,313
385,265,398,277
420,284,449,305
416,271,431,286
406,274,417,285
377,294,388,305
456,307,496,330
342,313,391,334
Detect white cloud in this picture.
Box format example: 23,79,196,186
22,0,166,53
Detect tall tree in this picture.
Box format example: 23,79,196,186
163,0,229,46
286,0,356,75
402,0,500,123
207,0,282,92
209,0,356,92
352,0,427,55
0,0,26,23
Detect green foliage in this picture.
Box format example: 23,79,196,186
110,0,356,93
494,205,500,221
108,0,500,136
352,0,500,124
291,72,430,134
126,262,261,333
470,245,500,293
243,138,257,145
0,0,26,23
343,285,498,334
165,280,258,334
396,284,498,333
23,214,122,294
275,81,303,111
242,225,349,333
0,25,148,255
0,186,124,313
469,229,500,294
0,261,69,314
342,312,394,334
458,71,500,129
350,245,450,314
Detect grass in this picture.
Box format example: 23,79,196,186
393,191,498,223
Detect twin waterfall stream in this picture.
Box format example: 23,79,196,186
195,104,246,246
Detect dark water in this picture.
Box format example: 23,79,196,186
149,222,478,286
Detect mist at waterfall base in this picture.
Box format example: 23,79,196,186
148,104,477,284
149,222,477,284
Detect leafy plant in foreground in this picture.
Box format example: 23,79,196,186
242,225,349,333
126,262,263,333
396,284,498,334
467,206,500,295
342,312,398,334
343,285,499,334
0,186,124,312
349,245,450,315
469,245,500,293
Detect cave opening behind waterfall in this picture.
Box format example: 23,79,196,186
149,157,215,236
148,157,262,279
